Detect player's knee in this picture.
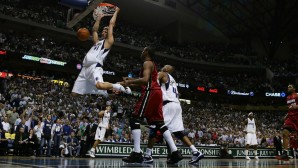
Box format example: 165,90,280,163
129,118,141,130
173,131,184,140
158,124,168,134
282,129,290,137
149,128,157,139
95,82,104,89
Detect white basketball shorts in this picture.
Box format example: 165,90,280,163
163,102,184,132
72,64,105,95
94,127,106,142
245,133,258,145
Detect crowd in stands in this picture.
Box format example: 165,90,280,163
0,0,295,157
0,74,286,157
0,30,280,96
0,0,259,65
1,0,297,93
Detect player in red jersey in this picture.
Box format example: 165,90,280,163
121,47,182,164
278,84,298,161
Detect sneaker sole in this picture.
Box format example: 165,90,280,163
122,159,143,164
189,154,204,164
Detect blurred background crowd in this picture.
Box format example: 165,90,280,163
0,0,297,158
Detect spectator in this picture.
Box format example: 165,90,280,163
51,118,63,157
14,127,28,156
16,117,28,133
27,128,38,156
67,131,81,157
1,117,10,132
0,128,8,155
41,114,52,157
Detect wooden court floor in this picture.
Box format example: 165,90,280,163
0,156,296,168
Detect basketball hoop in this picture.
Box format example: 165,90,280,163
93,3,116,20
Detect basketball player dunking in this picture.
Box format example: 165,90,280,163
277,84,298,161
150,65,204,164
243,112,259,160
121,47,183,164
71,7,130,97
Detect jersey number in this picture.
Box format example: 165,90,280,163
94,44,100,51
173,87,178,98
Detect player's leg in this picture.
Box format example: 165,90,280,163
164,103,203,163
89,140,99,158
172,131,204,163
143,122,182,164
92,67,131,94
95,81,131,94
89,127,105,158
122,117,143,163
245,133,251,160
159,123,183,164
252,134,259,159
143,128,156,164
253,145,258,159
71,68,88,96
279,128,291,160
145,90,182,164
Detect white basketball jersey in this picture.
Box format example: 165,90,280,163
161,73,180,103
82,39,110,67
246,118,256,133
98,110,110,128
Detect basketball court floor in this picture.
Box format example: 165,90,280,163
0,157,297,168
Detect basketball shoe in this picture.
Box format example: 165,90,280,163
167,150,183,164
122,152,143,163
189,151,204,164
89,149,95,158
278,151,289,161
143,154,153,164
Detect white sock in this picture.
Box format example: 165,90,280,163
190,145,198,153
112,84,120,89
254,150,257,156
163,130,177,153
245,150,248,156
132,129,141,153
91,148,95,152
146,148,152,156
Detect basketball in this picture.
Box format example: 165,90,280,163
77,28,90,41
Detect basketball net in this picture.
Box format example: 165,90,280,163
93,3,116,20
66,0,104,28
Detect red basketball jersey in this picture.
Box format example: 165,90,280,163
287,93,298,116
139,61,160,92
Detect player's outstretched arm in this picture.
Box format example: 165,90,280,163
123,77,136,81
105,7,120,48
92,14,104,44
124,61,153,85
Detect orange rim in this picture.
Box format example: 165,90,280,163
98,3,115,7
